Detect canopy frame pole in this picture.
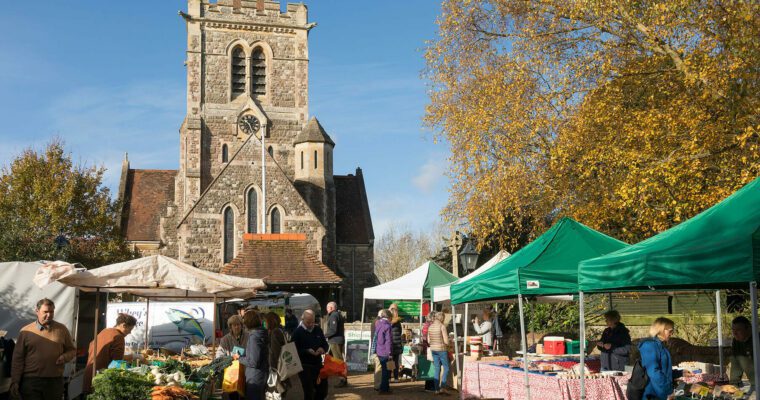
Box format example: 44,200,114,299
518,294,531,399
464,303,469,352
750,281,760,394
93,288,100,377
144,298,150,351
212,294,218,357
452,304,462,390
715,290,724,377
419,299,424,333
579,291,586,399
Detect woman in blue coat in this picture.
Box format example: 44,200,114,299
235,310,270,400
638,317,690,399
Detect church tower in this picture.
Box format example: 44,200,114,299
177,0,312,213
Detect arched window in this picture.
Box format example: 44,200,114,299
223,207,235,263
251,47,266,95
271,208,281,234
222,144,229,163
231,46,246,98
247,190,257,233
268,146,274,157
300,151,304,170
314,150,318,169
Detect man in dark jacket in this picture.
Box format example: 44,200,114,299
325,301,347,387
292,309,329,400
596,310,631,371
284,308,298,337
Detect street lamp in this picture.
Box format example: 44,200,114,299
54,230,70,261
459,239,479,274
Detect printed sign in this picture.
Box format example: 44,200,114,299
526,280,540,289
344,330,372,371
383,300,421,318
106,302,214,353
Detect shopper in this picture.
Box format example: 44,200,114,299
427,311,450,395
325,301,347,387
638,317,690,400
264,312,290,397
388,303,403,381
373,309,393,395
596,310,631,371
292,309,329,400
236,310,270,400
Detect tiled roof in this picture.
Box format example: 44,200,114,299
334,168,374,245
294,117,335,146
221,234,343,286
121,169,176,242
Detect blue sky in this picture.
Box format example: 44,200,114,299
0,1,449,238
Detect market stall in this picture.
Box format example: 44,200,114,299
361,260,458,378
35,255,267,399
448,217,628,399
579,176,760,399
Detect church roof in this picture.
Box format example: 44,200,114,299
334,168,375,245
221,234,343,286
121,169,177,242
294,117,335,146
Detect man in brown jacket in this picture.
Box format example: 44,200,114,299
11,298,76,400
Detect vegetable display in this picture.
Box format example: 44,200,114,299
89,369,154,400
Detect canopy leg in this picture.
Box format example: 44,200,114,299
452,304,462,390
419,299,424,333
750,282,760,395
93,288,100,377
464,303,469,352
579,292,586,400
212,294,218,358
144,298,150,352
518,294,531,400
716,290,724,377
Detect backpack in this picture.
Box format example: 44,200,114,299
626,359,649,400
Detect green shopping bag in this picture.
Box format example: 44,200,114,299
417,357,436,380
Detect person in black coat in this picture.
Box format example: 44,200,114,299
596,310,631,371
388,304,404,381
235,310,270,400
292,309,329,400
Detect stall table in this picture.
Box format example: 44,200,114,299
461,361,628,400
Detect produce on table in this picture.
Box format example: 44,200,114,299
151,385,200,400
89,369,154,400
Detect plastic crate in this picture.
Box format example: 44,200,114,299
565,340,588,354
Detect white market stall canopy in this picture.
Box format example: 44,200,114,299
34,255,266,300
432,250,510,303
363,260,457,301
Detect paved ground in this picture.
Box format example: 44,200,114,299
282,372,451,399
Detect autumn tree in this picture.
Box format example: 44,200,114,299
425,0,760,247
0,140,135,266
374,223,442,283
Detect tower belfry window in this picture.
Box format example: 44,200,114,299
251,47,266,95
231,46,246,98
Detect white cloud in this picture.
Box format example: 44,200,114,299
412,157,446,194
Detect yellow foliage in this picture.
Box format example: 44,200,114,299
425,0,760,247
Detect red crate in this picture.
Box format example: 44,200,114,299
543,337,566,355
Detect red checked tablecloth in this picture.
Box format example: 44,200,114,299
461,361,629,400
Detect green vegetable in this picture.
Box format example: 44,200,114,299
89,369,153,400
190,356,232,381
160,359,192,376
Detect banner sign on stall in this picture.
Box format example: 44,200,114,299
383,300,420,318
344,330,372,371
107,302,215,353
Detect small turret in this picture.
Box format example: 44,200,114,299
294,117,334,187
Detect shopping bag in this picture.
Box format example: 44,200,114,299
277,342,303,379
319,354,348,380
222,360,245,396
426,347,434,362
417,357,436,380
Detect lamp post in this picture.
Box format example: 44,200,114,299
54,230,69,261
459,239,479,275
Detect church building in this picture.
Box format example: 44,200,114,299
118,0,375,319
